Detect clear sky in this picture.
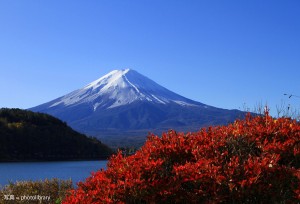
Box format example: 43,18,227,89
0,0,300,116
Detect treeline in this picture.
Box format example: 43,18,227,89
0,108,113,161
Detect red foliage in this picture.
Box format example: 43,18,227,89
63,112,300,203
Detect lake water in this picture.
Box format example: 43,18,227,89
0,160,108,187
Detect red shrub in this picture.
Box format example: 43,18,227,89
63,111,300,203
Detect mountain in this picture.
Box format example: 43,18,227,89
30,69,244,148
0,108,113,161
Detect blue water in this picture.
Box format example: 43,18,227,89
0,160,108,187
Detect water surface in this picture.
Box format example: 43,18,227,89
0,160,108,187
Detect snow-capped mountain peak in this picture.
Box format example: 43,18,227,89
84,69,131,90
44,69,201,111
30,69,245,148
30,69,243,147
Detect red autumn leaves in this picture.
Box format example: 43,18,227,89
63,111,300,203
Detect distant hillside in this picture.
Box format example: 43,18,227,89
0,108,113,161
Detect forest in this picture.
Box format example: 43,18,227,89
0,108,113,161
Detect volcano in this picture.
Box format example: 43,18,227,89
30,69,244,147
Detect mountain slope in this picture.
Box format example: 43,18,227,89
0,108,113,161
30,69,245,148
31,69,203,111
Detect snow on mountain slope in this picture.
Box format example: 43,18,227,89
47,69,201,110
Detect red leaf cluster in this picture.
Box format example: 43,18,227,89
63,112,300,203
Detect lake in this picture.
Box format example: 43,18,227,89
0,160,108,187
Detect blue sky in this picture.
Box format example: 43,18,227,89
0,0,300,116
